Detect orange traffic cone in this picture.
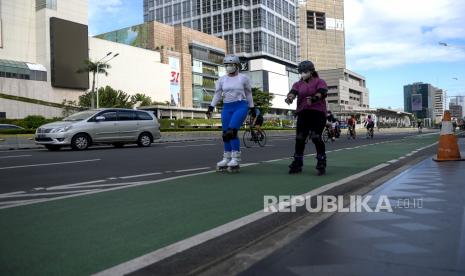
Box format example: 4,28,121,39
433,111,464,162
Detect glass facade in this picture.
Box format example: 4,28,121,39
190,45,225,108
144,0,298,64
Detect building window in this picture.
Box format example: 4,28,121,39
283,41,289,60
192,19,201,31
224,0,233,9
173,3,182,21
193,0,201,16
290,45,296,62
290,24,296,41
202,0,211,13
275,0,281,15
155,0,162,5
156,8,163,22
183,21,191,28
235,33,244,52
307,11,326,30
212,0,222,11
164,6,173,23
253,8,260,28
268,34,275,55
244,33,251,53
202,17,212,34
267,12,275,32
289,4,295,22
267,0,274,11
276,17,282,36
235,10,244,29
244,11,251,29
276,38,283,58
224,34,234,53
282,0,289,19
224,12,233,31
282,21,289,39
213,14,222,33
253,31,267,52
235,0,243,6
182,1,191,19
36,0,57,10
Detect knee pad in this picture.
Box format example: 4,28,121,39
222,131,230,142
310,132,321,140
226,128,238,140
295,132,307,143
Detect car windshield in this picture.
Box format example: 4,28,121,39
63,110,98,121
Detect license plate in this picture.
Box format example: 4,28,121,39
37,134,46,139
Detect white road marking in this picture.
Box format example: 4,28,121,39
0,159,101,170
0,190,98,198
0,149,43,153
47,180,106,190
0,191,25,197
0,199,41,205
166,144,216,148
174,167,210,173
263,158,285,163
120,172,163,179
0,155,32,159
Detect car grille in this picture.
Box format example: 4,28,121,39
37,128,53,133
35,137,53,142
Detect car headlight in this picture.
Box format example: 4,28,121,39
51,126,73,133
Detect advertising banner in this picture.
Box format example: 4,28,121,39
411,94,423,111
169,57,181,106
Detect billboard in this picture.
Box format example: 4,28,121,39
50,17,89,89
169,57,181,106
411,94,423,111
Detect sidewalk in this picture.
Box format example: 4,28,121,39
0,128,435,150
242,140,465,276
0,134,440,276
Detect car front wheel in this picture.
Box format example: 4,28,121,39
71,134,90,150
137,132,152,147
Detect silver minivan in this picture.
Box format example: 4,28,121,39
35,108,161,151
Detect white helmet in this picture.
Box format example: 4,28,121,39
223,54,240,65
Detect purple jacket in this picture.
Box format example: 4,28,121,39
292,77,328,114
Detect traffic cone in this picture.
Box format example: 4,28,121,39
433,111,464,162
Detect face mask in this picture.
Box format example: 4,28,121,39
301,72,311,80
226,65,237,74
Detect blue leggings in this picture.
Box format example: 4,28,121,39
222,101,249,152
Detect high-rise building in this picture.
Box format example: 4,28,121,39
144,0,298,65
404,82,444,123
298,0,345,70
449,103,463,119
449,96,465,118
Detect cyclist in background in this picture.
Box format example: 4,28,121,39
417,120,423,133
348,115,356,138
326,111,337,141
251,107,264,133
365,115,375,136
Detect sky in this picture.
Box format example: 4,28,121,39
88,0,465,110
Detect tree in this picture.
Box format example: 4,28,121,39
252,87,274,114
77,59,111,109
79,86,133,108
131,93,153,107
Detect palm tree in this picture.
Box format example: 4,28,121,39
77,59,111,109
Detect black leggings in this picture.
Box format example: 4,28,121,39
294,110,326,157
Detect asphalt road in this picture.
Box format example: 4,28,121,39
0,130,430,207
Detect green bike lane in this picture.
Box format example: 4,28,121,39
0,135,438,276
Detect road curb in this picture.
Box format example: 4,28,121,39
95,141,439,276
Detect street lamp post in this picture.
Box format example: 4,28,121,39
95,53,119,109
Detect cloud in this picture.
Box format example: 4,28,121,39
89,0,124,18
345,0,465,70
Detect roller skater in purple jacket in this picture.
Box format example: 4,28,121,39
285,60,328,175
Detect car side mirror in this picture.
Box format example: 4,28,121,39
95,116,105,122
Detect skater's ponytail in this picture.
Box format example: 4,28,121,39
311,71,319,78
